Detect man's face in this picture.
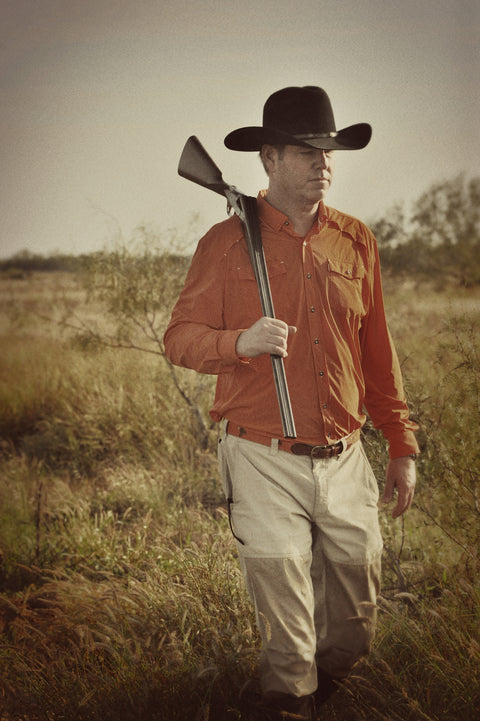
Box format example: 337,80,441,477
266,144,335,206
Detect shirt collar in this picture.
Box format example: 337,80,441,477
256,191,366,245
257,190,326,235
324,205,367,245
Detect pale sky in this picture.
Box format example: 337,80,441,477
1,0,479,258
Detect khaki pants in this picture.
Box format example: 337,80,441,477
218,424,383,699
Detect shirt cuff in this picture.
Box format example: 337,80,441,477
388,430,420,460
216,330,249,364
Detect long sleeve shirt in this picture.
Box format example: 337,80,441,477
163,192,419,459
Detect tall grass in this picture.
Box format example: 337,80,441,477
0,271,479,720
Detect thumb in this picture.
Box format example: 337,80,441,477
288,325,297,336
381,471,395,504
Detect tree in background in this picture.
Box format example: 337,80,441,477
372,174,480,286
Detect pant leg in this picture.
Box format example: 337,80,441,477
310,442,382,678
218,432,318,698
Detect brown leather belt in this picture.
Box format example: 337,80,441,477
225,421,360,459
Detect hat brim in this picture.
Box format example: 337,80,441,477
224,123,372,151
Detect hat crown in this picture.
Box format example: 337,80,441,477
263,86,336,136
223,85,371,151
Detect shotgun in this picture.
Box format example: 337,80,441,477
178,136,296,438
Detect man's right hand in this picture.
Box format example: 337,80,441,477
236,317,297,359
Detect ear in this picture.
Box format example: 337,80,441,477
261,144,280,175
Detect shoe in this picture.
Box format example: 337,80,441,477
260,693,317,720
314,668,344,706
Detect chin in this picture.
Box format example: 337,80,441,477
309,192,328,204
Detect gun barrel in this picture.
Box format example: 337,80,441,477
240,195,296,438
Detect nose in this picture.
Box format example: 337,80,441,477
313,150,328,168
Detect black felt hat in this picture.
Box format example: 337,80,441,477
224,86,371,151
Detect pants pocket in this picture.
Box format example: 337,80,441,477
218,431,245,545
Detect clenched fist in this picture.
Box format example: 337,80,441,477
236,317,297,359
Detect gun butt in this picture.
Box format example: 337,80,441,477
178,136,228,196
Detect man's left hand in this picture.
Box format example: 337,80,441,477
381,456,417,518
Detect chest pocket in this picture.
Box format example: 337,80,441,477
235,259,287,323
327,257,366,316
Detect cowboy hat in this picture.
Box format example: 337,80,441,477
224,86,371,152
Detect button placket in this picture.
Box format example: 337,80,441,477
303,243,330,427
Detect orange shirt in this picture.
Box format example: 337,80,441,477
164,193,419,458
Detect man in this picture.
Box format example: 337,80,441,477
164,86,419,721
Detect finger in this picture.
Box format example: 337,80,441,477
270,337,289,357
264,317,288,331
381,475,395,504
266,325,290,355
392,487,414,518
269,321,296,344
391,495,405,519
266,318,296,336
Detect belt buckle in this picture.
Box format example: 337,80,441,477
310,443,333,459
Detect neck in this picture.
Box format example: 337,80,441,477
265,191,320,236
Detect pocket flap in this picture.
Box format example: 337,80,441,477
327,258,365,280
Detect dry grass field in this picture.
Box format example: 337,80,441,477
0,265,479,721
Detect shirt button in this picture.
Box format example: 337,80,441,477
306,273,312,279
319,371,324,376
323,404,327,409
314,339,319,344
285,221,289,226
310,307,315,312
